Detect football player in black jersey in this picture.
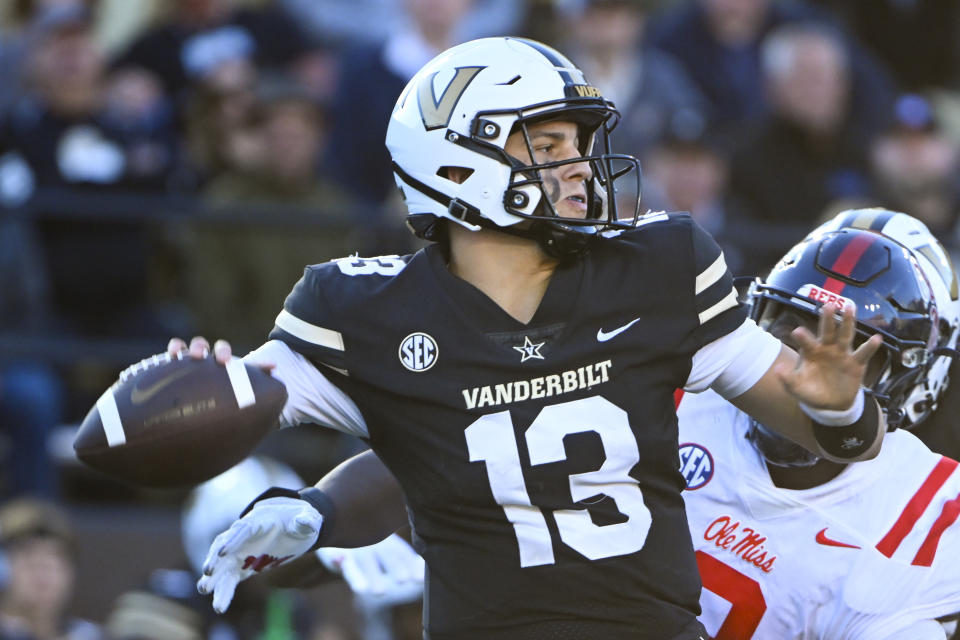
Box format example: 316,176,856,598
168,37,885,639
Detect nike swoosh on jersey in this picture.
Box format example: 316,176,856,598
596,317,642,342
130,368,192,405
815,528,861,549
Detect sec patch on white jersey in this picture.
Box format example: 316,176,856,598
676,390,960,640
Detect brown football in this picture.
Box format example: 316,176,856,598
73,354,287,488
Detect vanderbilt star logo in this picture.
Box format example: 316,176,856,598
513,336,545,362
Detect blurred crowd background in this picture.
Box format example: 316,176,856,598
1,0,960,638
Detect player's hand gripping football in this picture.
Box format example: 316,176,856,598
167,336,277,371
775,301,883,410
197,496,323,613
168,336,237,365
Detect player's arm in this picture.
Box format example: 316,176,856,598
263,454,420,601
308,449,408,547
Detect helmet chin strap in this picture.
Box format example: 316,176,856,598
532,219,596,260
456,215,595,261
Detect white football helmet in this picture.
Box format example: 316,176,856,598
386,37,642,259
809,208,960,428
180,456,304,576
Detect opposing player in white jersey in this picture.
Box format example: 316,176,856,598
679,210,960,640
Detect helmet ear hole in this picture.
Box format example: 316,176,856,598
438,166,474,184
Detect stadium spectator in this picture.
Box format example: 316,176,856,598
324,0,475,206
639,110,738,269
0,4,179,193
869,94,960,259
725,23,872,275
281,0,522,50
646,0,894,140
812,0,960,92
180,55,259,187
0,0,96,111
557,0,709,158
184,73,366,348
111,0,313,106
0,178,62,500
0,498,104,639
0,4,190,343
203,75,347,209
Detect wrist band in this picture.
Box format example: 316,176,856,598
799,388,864,426
299,487,337,550
239,486,301,517
810,394,881,460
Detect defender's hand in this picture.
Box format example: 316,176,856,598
197,497,323,613
776,302,883,410
316,533,425,603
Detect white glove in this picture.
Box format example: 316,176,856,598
316,533,425,605
197,496,323,613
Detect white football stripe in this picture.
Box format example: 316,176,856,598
226,358,256,409
96,390,126,447
274,309,345,351
698,288,739,325
695,253,727,295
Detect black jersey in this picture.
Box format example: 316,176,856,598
269,213,745,639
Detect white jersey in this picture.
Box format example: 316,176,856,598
677,390,960,640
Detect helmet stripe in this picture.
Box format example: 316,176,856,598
512,38,576,85
822,232,877,294
842,208,898,232
867,209,898,231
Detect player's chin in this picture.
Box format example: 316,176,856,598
552,200,589,220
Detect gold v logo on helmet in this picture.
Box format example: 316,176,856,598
418,66,484,131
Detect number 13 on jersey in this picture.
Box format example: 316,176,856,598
465,396,652,567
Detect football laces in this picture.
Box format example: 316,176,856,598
113,351,183,389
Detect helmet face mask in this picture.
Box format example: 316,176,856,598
387,37,643,259
747,225,950,468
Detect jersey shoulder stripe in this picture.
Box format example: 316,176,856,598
688,217,739,327
614,211,747,349
695,253,728,295
274,309,344,351
911,487,960,566
876,456,959,562
698,289,738,325
268,254,417,374
268,263,349,372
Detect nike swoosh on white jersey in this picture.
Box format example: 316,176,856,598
597,317,642,342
